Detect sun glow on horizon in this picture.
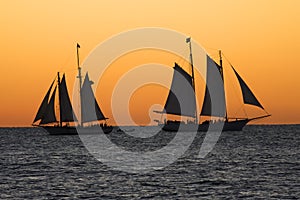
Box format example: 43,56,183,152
1,0,300,126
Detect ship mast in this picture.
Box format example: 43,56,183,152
219,50,228,121
57,72,63,127
219,50,223,69
76,43,83,126
186,37,198,123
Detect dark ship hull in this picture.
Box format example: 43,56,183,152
156,40,270,134
161,119,249,132
161,122,198,132
43,125,113,135
198,119,249,132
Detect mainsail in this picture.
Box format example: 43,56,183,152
33,80,54,123
40,87,57,124
200,56,226,117
34,73,78,125
231,66,264,109
156,37,270,132
59,74,78,122
80,73,107,123
163,63,196,117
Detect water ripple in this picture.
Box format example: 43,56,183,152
0,125,299,199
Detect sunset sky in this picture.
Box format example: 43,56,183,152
1,0,300,126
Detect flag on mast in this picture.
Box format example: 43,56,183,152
77,43,80,48
186,37,191,43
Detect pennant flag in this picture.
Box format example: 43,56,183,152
77,43,80,48
186,37,191,43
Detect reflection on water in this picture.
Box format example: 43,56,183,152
0,125,299,199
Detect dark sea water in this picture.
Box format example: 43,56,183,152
0,125,299,199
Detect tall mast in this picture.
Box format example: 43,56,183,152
219,50,224,79
219,50,222,68
219,50,228,121
186,37,198,123
76,43,83,126
57,72,63,127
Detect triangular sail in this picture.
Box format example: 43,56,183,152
163,63,196,117
231,66,264,109
59,74,78,122
81,73,107,123
200,56,226,117
33,80,55,123
40,87,57,124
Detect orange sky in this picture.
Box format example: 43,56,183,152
1,0,300,126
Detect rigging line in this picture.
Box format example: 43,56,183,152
180,47,189,63
221,52,235,67
223,51,268,116
177,55,186,70
202,45,220,60
209,53,219,62
262,107,270,115
201,44,219,52
232,104,248,119
222,55,248,118
242,105,248,118
209,52,219,56
206,53,218,61
177,48,190,74
175,48,183,65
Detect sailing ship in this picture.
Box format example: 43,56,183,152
33,44,113,135
155,37,270,132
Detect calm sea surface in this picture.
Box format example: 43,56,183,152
0,125,299,199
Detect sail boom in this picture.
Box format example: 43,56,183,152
153,110,163,114
200,114,226,118
248,114,271,121
82,118,109,124
154,110,196,118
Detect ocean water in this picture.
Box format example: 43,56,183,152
0,125,299,199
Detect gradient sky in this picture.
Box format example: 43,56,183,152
1,0,300,126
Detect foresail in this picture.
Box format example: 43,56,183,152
81,73,106,123
59,74,78,122
163,63,196,117
231,66,264,109
33,79,55,123
200,56,226,117
40,87,57,124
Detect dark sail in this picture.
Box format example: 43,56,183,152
81,73,107,123
163,63,196,117
59,74,78,122
231,66,264,109
33,80,54,123
200,56,226,117
40,87,57,124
